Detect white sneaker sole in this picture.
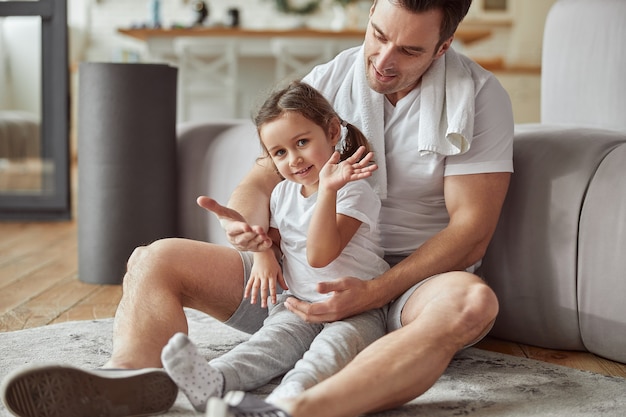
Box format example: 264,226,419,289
1,364,178,417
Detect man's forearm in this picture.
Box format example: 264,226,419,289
228,160,282,230
228,184,272,231
372,224,485,306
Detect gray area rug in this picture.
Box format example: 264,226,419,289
1,309,624,416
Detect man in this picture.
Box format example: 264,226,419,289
2,1,512,417
202,2,512,416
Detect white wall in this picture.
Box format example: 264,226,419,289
506,0,557,67
0,19,7,109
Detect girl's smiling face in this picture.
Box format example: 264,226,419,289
260,111,339,196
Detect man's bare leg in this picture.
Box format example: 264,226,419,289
282,271,498,417
104,238,246,369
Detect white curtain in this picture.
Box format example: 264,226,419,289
0,19,9,109
2,17,41,115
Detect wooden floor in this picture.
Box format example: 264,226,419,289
1,219,625,379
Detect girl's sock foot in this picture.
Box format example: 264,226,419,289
162,332,224,411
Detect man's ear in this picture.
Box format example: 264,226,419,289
435,36,454,59
369,0,377,17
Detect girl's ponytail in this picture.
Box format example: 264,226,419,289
338,120,373,163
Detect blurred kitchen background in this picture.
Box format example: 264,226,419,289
66,0,551,122
0,0,553,218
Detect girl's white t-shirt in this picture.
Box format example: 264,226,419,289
270,179,389,302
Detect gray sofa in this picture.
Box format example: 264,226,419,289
175,0,626,364
480,0,626,363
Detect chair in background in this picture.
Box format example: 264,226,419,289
271,37,335,87
174,37,239,122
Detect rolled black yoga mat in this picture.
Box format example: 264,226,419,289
77,63,178,285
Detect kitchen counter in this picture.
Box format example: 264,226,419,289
118,25,492,45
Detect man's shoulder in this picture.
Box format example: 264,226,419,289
334,45,362,61
447,49,509,105
452,49,496,85
303,45,361,90
321,45,361,70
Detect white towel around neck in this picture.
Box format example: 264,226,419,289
325,46,475,199
419,47,475,156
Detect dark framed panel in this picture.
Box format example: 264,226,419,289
0,0,70,220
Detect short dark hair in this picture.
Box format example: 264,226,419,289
383,0,472,46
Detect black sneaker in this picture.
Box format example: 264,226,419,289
206,391,292,417
1,364,178,417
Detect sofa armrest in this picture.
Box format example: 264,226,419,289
577,141,626,363
481,124,626,353
177,120,261,242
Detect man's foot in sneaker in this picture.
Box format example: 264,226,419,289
206,391,293,417
1,365,178,417
265,381,305,404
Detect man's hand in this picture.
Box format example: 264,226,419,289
197,196,272,251
284,277,378,323
319,146,377,192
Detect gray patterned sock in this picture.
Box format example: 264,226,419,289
161,332,224,411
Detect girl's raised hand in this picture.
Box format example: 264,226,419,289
319,146,378,192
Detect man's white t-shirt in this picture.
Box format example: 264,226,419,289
304,46,514,257
270,179,389,302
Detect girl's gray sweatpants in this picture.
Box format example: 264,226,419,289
210,292,388,393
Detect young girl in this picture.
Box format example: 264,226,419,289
161,81,389,412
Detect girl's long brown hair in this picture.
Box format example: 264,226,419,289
254,81,371,162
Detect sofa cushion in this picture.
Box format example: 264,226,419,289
177,120,260,242
481,124,626,351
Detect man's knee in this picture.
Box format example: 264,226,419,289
401,271,498,343
463,273,498,313
461,276,498,341
126,244,147,271
125,238,180,284
437,271,498,330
